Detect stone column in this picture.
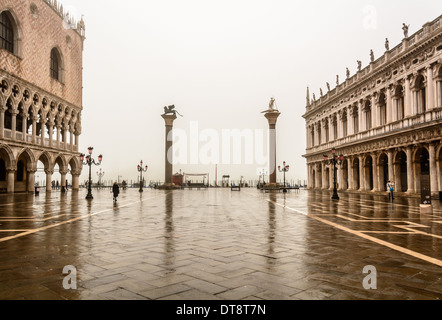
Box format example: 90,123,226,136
160,113,178,189
45,170,53,192
337,164,343,191
359,155,365,191
386,86,393,124
21,113,28,142
372,154,379,191
404,76,412,118
406,147,414,193
72,173,80,191
40,120,46,147
388,150,394,184
48,121,54,148
32,116,37,144
7,169,15,193
264,110,281,187
429,143,438,195
427,65,435,110
372,95,378,128
358,101,363,133
27,170,36,193
321,162,327,190
348,157,354,190
11,110,17,140
60,170,68,192
0,108,4,139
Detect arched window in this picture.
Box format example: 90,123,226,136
0,12,14,53
50,48,61,81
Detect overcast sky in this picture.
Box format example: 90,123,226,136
39,0,442,186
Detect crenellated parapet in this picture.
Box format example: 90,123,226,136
43,0,86,39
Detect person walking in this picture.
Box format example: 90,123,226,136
112,182,120,202
387,180,394,201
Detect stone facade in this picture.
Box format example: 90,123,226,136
303,15,442,198
0,0,85,193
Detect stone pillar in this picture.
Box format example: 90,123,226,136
372,154,379,191
429,143,438,195
60,170,67,192
404,77,412,118
371,96,378,128
27,170,36,193
406,147,414,193
358,101,363,133
387,150,394,183
321,162,327,190
40,120,46,147
48,122,54,148
21,113,28,142
160,113,178,189
11,110,17,140
337,164,343,191
348,158,354,190
55,125,60,149
386,87,393,124
427,65,435,110
0,108,4,139
45,170,53,192
359,155,365,191
7,169,15,193
32,116,37,144
72,173,80,191
264,110,281,187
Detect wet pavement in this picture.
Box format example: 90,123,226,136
0,188,441,300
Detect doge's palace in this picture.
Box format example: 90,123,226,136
303,15,442,198
0,0,85,193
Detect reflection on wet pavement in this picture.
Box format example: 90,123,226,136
0,188,441,300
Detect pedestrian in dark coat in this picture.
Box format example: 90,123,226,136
112,182,120,201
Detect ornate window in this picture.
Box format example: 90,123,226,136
364,101,372,130
0,12,14,53
379,92,387,126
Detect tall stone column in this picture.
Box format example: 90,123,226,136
7,169,15,193
27,170,36,193
348,158,354,190
60,170,68,192
11,110,18,140
264,110,281,187
386,86,393,124
159,113,178,190
71,171,81,191
372,154,379,191
32,116,37,144
45,170,53,192
359,155,365,191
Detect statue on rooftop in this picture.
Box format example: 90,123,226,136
357,60,362,72
385,38,390,51
402,23,409,38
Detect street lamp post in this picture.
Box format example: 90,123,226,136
97,168,105,187
137,160,148,193
278,161,290,193
80,147,103,200
323,148,344,200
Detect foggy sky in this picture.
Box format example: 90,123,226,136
35,0,442,186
